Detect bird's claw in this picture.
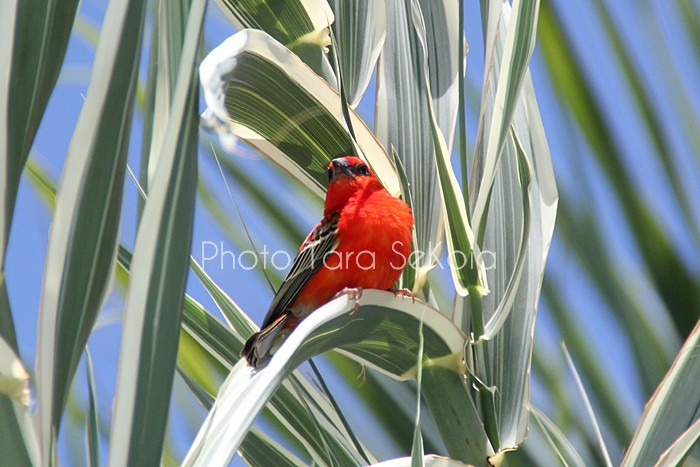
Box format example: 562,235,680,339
335,287,363,315
391,288,416,303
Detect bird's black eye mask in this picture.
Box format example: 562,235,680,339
355,164,370,176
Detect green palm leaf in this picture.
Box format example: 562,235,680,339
107,0,205,463
34,0,147,459
199,29,400,198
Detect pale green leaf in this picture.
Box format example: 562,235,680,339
138,15,159,222
215,0,334,44
484,73,555,448
190,259,257,337
376,0,461,291
327,353,445,455
188,255,375,464
84,349,99,467
409,0,486,298
213,0,336,84
373,455,471,467
184,291,492,465
0,335,29,407
239,428,307,467
530,406,585,467
562,344,613,467
462,0,557,451
622,320,700,466
419,364,492,463
0,273,16,354
654,417,700,467
0,0,79,268
107,0,206,463
177,279,371,466
116,238,369,466
479,128,532,340
199,29,400,198
471,0,540,230
145,0,193,188
411,318,425,467
475,76,555,450
0,334,38,466
177,352,305,467
34,0,147,458
328,0,386,107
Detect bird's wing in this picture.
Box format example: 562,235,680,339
259,213,340,329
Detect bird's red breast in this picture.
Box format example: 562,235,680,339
291,176,414,312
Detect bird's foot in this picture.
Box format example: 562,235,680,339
390,287,416,303
335,287,363,315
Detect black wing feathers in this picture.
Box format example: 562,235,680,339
259,213,340,329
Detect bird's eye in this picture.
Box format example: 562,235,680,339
328,167,333,182
356,164,370,176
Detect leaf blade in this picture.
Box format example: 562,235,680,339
214,0,336,83
0,334,38,466
84,349,99,467
0,0,80,268
184,291,493,465
328,0,386,106
34,0,147,458
107,0,206,463
199,29,400,197
622,319,700,466
376,0,462,290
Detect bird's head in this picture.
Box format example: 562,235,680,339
324,156,383,215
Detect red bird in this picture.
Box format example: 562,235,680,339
241,156,414,367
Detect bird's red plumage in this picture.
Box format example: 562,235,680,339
292,173,413,311
241,156,414,367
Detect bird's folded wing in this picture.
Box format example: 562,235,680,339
258,213,340,329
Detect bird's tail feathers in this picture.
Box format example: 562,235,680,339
241,312,290,368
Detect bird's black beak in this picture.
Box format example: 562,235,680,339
330,158,354,180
